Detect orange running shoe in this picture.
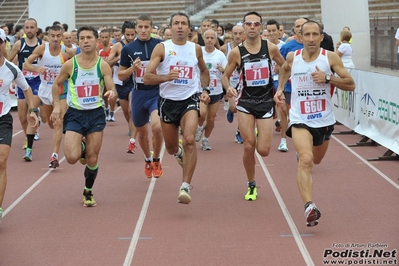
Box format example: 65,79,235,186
127,141,136,154
152,161,163,178
144,161,153,178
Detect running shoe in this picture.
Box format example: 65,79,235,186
22,139,27,150
201,139,211,150
152,161,163,178
34,130,40,141
244,185,257,201
144,161,153,178
174,139,184,167
23,148,32,161
226,108,234,123
235,130,243,144
178,187,191,204
278,141,289,152
79,139,86,165
275,120,281,132
108,112,115,122
49,156,59,169
83,189,97,207
305,202,321,227
127,141,136,154
195,127,204,142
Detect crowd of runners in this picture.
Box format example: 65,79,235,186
0,11,355,228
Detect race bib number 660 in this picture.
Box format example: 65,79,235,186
300,99,326,114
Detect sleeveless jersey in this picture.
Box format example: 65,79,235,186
289,49,335,127
18,38,42,79
38,43,67,87
202,47,227,95
98,47,112,61
0,59,29,117
157,41,201,100
113,41,133,87
67,56,104,110
226,42,240,88
270,40,285,83
237,40,274,110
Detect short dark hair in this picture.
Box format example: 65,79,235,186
137,14,153,26
243,11,262,24
169,11,191,27
224,23,234,32
77,25,98,39
266,19,280,29
63,23,69,32
121,21,136,34
49,25,63,33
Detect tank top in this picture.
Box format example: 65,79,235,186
289,48,335,127
18,38,42,79
237,40,274,110
67,56,104,110
157,41,200,100
202,47,227,95
226,42,240,88
113,41,132,86
37,43,66,87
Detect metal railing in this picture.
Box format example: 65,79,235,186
185,0,218,16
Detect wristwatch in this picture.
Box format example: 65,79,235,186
29,108,39,115
325,74,331,84
203,87,211,94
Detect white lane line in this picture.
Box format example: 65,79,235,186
3,156,66,217
332,135,399,190
256,152,315,266
123,144,166,266
13,130,24,137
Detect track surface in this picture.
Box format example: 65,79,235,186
0,105,398,266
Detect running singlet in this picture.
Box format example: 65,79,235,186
38,43,67,87
113,41,133,87
237,40,274,110
226,42,240,88
156,41,201,100
0,59,29,116
202,46,227,95
18,38,42,79
67,56,104,110
289,48,335,127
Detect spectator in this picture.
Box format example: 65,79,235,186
336,30,355,68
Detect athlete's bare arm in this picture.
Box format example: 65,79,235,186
7,39,21,62
196,44,210,104
274,51,294,105
118,57,140,81
143,43,179,85
268,42,285,67
23,44,46,74
222,46,240,98
320,52,355,91
106,42,121,67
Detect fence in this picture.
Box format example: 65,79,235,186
370,16,399,70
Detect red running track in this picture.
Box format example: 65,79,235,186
0,105,398,266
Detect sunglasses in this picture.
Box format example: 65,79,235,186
244,21,262,27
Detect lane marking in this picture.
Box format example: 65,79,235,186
332,135,399,191
123,144,166,266
13,130,24,137
256,152,315,266
3,157,66,218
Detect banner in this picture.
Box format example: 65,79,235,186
333,69,399,154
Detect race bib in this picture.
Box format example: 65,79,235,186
135,61,149,84
170,65,193,86
44,70,58,85
300,99,326,114
0,101,3,115
244,61,269,87
22,70,39,78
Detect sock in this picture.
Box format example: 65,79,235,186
84,164,98,189
180,182,190,191
202,137,208,141
110,111,114,116
130,138,135,143
52,153,58,159
248,181,256,187
281,138,287,143
304,201,312,209
198,125,204,130
145,156,153,162
153,157,160,162
27,134,34,149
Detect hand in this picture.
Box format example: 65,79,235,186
216,63,224,73
37,67,47,75
273,90,286,106
29,112,39,128
51,105,61,125
226,87,237,98
200,91,210,105
311,66,326,84
166,69,180,81
133,57,141,71
104,89,117,101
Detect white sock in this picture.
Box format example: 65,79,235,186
181,182,190,191
280,138,286,143
130,138,135,143
52,153,58,159
202,137,208,141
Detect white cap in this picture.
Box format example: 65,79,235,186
0,28,6,42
